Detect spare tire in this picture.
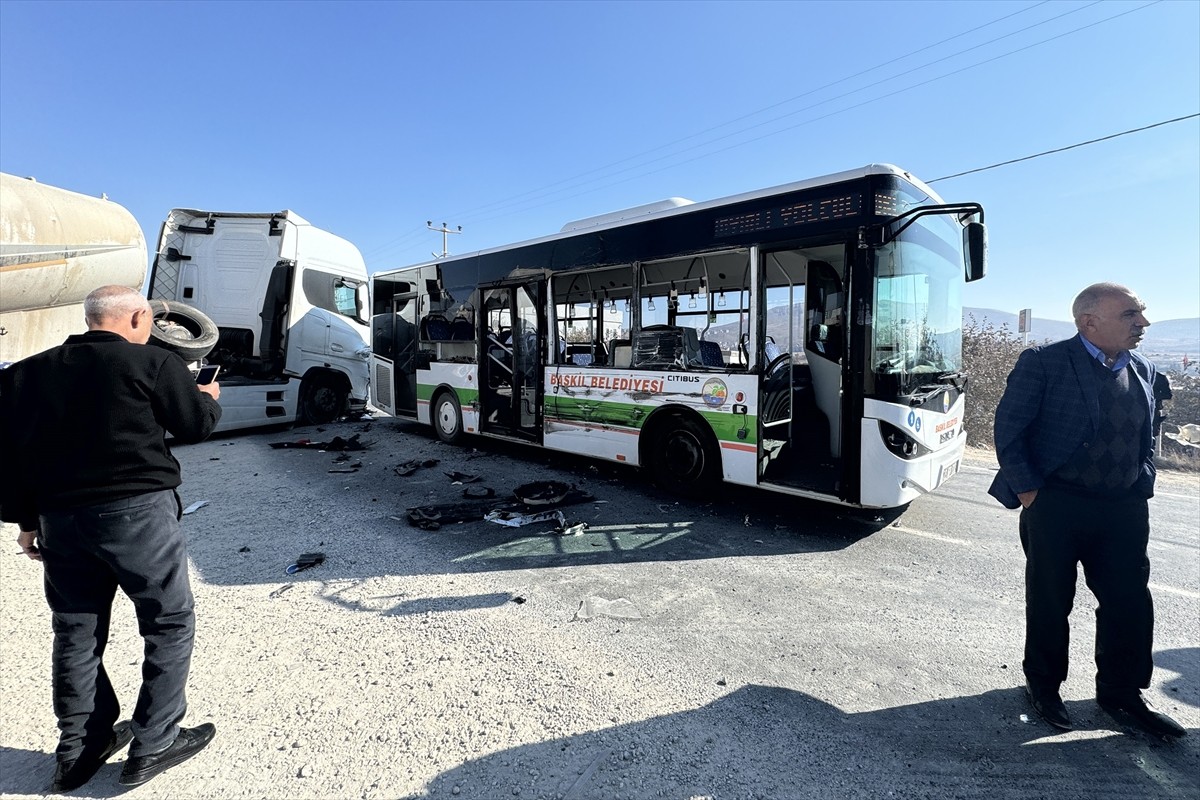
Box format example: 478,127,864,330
146,300,220,363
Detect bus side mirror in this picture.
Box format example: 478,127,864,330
964,222,987,283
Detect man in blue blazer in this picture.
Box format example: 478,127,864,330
989,282,1185,738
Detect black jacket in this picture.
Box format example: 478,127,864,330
0,331,222,530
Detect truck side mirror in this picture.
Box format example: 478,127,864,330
964,222,987,283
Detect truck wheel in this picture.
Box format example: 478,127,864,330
432,390,464,444
147,300,220,363
648,415,720,496
299,374,346,425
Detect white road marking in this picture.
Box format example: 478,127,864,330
1149,582,1200,599
1154,490,1198,500
890,525,970,546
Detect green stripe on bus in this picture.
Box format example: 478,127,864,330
417,384,480,405
551,397,756,444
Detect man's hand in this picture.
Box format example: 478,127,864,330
1018,489,1039,509
17,529,41,561
198,381,220,401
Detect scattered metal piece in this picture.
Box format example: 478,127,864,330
269,584,294,598
444,470,481,484
485,508,566,528
182,500,209,515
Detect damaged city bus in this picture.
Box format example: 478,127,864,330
370,164,986,508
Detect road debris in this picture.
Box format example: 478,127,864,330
394,458,440,477
573,596,643,621
285,552,326,575
182,500,210,515
269,434,369,451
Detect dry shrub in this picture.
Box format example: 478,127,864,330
962,317,1200,472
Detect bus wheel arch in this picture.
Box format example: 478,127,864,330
640,407,721,496
431,387,464,444
298,368,349,425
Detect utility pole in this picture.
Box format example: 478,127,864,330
427,221,462,259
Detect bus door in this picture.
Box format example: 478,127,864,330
479,281,544,441
390,291,419,415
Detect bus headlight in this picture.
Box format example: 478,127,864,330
879,421,931,460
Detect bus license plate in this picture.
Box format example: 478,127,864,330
939,460,960,485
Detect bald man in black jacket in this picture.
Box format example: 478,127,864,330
0,286,222,791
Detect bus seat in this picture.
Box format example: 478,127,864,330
421,314,452,341
450,316,474,340
698,340,724,367
571,353,593,366
592,340,608,366
611,339,632,368
764,340,783,363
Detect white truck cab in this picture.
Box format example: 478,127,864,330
149,209,371,432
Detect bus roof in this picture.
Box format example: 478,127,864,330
376,163,942,276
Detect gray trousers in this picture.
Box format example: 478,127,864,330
39,489,195,759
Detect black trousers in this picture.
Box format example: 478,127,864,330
1019,485,1153,693
39,489,195,759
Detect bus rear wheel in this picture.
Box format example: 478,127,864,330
432,390,464,444
649,415,719,496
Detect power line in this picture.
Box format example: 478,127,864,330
928,113,1200,183
436,1,1059,222
459,0,1163,229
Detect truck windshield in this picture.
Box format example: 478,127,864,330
870,212,964,398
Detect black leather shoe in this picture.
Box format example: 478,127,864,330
1098,691,1187,738
51,720,133,793
118,723,216,786
1026,681,1073,731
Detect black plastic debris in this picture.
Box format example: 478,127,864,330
462,486,496,500
285,552,325,574
394,458,440,477
269,434,368,452
444,470,481,484
404,488,595,531
514,481,571,506
237,546,251,553
329,462,362,473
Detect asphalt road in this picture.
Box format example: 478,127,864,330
2,415,1196,799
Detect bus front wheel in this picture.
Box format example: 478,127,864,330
432,390,464,444
649,415,719,496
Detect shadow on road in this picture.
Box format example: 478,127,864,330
403,684,1199,800
181,419,901,586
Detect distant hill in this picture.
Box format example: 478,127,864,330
965,308,1199,357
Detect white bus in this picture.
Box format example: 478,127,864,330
370,164,986,508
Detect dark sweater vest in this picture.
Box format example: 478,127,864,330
1051,359,1146,494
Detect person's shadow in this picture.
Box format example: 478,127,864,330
410,684,1198,800
1155,647,1200,709
0,743,127,797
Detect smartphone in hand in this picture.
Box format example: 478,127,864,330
196,365,221,385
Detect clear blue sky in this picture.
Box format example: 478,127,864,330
2,0,1197,322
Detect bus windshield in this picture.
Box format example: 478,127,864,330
870,212,965,397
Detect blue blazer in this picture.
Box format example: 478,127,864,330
988,335,1157,509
